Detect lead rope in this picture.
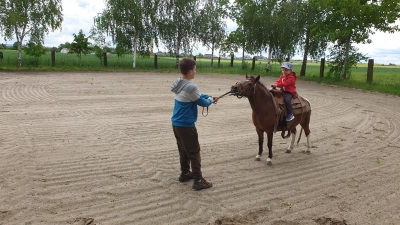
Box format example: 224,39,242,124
202,106,209,117
201,90,232,117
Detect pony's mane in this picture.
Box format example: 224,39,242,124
249,75,268,90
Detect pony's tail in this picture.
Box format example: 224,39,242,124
296,128,303,145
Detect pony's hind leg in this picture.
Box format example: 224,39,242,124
303,113,312,153
304,123,311,153
286,129,296,153
306,133,311,153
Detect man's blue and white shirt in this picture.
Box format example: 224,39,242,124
171,77,213,127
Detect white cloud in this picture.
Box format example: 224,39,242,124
355,31,400,64
43,0,106,47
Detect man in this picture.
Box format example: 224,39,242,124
171,58,219,190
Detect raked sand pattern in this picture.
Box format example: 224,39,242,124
1,71,399,225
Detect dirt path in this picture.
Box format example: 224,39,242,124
0,71,399,225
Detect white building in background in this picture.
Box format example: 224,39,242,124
61,48,69,53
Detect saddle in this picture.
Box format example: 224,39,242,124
270,88,311,133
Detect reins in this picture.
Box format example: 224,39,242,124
218,91,232,99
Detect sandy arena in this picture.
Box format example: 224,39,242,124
0,71,399,225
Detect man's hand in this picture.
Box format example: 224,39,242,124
212,96,220,104
271,84,277,89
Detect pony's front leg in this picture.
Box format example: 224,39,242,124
286,130,297,153
255,128,264,161
266,131,273,165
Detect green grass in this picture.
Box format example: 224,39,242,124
296,62,400,96
1,49,399,96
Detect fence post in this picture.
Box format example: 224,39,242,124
320,58,325,78
252,56,256,71
154,54,158,69
51,48,56,66
103,52,107,67
367,59,374,83
175,55,179,68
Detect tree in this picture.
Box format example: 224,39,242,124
95,0,159,68
221,31,242,56
327,39,368,80
258,0,307,72
24,41,46,66
298,1,328,76
222,28,247,69
230,0,305,71
237,0,275,52
115,44,127,58
309,0,400,80
89,25,110,65
273,0,304,59
70,30,91,66
229,0,258,65
197,0,229,68
0,0,63,67
157,0,201,65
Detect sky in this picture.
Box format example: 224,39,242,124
2,0,400,65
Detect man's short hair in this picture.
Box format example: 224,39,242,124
179,58,196,75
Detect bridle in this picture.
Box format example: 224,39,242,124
233,79,256,99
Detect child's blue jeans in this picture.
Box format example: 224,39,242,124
283,91,293,115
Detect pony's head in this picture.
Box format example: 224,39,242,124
231,74,260,98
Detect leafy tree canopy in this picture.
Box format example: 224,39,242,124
70,29,91,66
197,0,229,67
0,0,63,66
24,41,46,66
309,0,400,79
95,0,159,57
310,0,400,44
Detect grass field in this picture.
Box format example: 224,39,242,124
1,49,399,96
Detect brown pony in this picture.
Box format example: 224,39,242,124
231,75,311,165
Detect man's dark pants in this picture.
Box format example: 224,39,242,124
173,126,202,180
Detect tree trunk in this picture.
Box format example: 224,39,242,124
175,42,180,68
266,46,272,72
17,41,23,67
300,28,310,77
341,33,351,81
242,48,245,69
133,33,137,68
211,42,215,68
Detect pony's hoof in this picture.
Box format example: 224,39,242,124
266,158,272,165
285,149,291,153
255,155,261,161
